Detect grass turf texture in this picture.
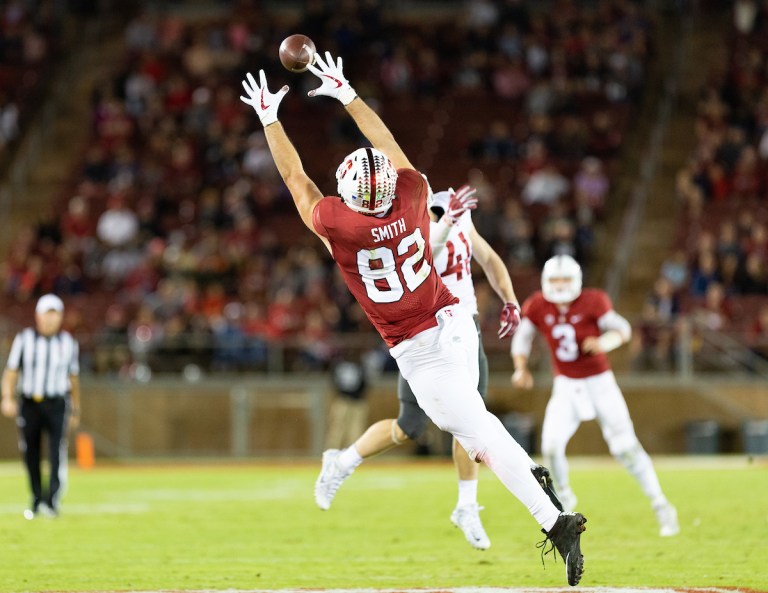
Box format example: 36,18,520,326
0,456,765,592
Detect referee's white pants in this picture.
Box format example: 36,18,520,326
390,306,560,531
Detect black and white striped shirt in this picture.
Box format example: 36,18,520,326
6,328,79,399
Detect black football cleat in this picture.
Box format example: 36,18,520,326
537,512,587,586
531,465,564,512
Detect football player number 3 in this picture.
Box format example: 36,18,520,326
357,229,431,303
552,324,579,362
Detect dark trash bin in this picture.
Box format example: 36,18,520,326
502,412,535,454
685,420,720,454
742,420,768,455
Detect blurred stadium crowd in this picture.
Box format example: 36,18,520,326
0,0,765,377
632,1,768,372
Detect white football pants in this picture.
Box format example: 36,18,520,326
391,306,561,531
541,370,664,503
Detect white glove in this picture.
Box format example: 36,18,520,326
307,51,357,105
240,70,289,127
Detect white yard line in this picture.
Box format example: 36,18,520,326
79,587,757,593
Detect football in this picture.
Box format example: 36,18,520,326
279,34,316,73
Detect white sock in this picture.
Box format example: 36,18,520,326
337,445,364,471
457,479,478,508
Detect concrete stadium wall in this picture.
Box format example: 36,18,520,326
0,374,766,460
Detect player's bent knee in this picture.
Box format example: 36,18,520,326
390,420,410,445
606,429,639,457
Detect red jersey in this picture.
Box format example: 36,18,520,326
522,288,613,379
312,168,458,347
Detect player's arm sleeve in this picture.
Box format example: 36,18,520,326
597,310,632,344
511,317,537,358
310,201,333,254
312,202,329,238
430,218,452,257
5,333,23,371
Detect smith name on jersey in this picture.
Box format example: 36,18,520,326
313,168,457,348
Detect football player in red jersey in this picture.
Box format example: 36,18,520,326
240,53,587,586
511,255,679,537
308,185,548,552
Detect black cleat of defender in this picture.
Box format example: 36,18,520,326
531,465,564,512
538,512,587,586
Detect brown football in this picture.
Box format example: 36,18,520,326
279,34,316,73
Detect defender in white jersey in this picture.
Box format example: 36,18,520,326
315,186,563,550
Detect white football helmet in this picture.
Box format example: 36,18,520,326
335,147,398,215
541,254,582,304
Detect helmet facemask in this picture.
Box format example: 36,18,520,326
336,148,398,215
541,255,583,304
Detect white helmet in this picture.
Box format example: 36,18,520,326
541,254,582,304
335,148,398,215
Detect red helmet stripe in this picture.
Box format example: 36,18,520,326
365,148,377,211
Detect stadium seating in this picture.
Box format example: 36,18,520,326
0,1,654,374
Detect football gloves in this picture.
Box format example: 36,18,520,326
498,302,521,339
240,70,289,127
444,185,478,226
307,51,358,105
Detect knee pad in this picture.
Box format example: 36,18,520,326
396,399,429,440
605,425,639,458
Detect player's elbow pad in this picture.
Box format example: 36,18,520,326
510,337,532,358
510,318,535,357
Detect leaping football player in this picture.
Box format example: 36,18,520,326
313,184,562,551
239,51,588,586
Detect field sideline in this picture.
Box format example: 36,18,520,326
57,589,764,593
0,456,765,592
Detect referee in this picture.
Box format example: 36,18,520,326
1,294,81,519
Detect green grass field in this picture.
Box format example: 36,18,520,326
0,456,765,592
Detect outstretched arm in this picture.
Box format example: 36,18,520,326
344,98,413,170
471,222,518,305
307,52,413,170
240,70,330,251
470,222,521,339
263,123,326,236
